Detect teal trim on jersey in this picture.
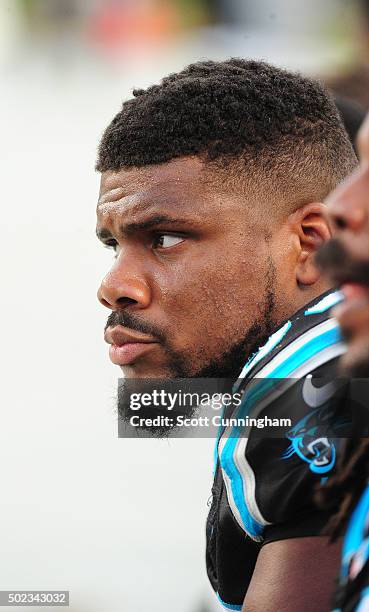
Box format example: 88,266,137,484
264,323,342,379
213,436,219,476
229,321,342,431
341,484,369,578
220,376,277,537
239,290,340,383
213,405,226,475
304,290,343,315
237,320,292,381
356,587,369,611
220,319,343,540
220,417,265,538
217,594,242,610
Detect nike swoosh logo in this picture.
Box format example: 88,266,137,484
302,374,338,407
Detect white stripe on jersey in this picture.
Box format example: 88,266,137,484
253,318,341,378
220,463,263,540
233,434,272,529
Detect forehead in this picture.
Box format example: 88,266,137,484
97,157,207,216
95,156,247,235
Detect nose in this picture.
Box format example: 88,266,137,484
329,170,369,234
97,253,151,311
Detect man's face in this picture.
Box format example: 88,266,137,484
317,115,369,375
96,157,277,379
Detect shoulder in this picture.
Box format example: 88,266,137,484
238,290,345,382
217,291,349,542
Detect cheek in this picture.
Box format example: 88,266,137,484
154,252,268,349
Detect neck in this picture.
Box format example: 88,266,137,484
273,281,333,331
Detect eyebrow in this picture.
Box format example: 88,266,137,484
96,214,198,241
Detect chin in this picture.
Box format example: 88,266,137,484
120,363,175,379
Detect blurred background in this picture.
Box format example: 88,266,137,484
1,1,368,611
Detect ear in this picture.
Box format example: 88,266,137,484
288,203,332,286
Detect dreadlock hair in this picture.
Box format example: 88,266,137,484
96,59,357,214
316,438,369,540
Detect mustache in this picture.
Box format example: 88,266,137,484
316,239,369,287
104,310,166,342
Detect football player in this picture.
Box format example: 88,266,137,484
96,59,357,611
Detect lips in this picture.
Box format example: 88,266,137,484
104,325,158,366
333,282,369,336
316,239,369,289
335,282,369,319
341,282,369,301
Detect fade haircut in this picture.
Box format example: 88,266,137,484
96,59,357,213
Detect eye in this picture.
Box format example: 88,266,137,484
103,239,118,250
103,240,119,258
153,234,185,249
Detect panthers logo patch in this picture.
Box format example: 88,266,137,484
282,405,348,475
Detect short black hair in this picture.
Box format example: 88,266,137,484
97,59,357,206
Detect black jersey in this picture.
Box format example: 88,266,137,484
206,290,351,610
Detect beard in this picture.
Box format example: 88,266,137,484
316,239,369,289
115,261,277,437
316,239,369,377
105,303,272,379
